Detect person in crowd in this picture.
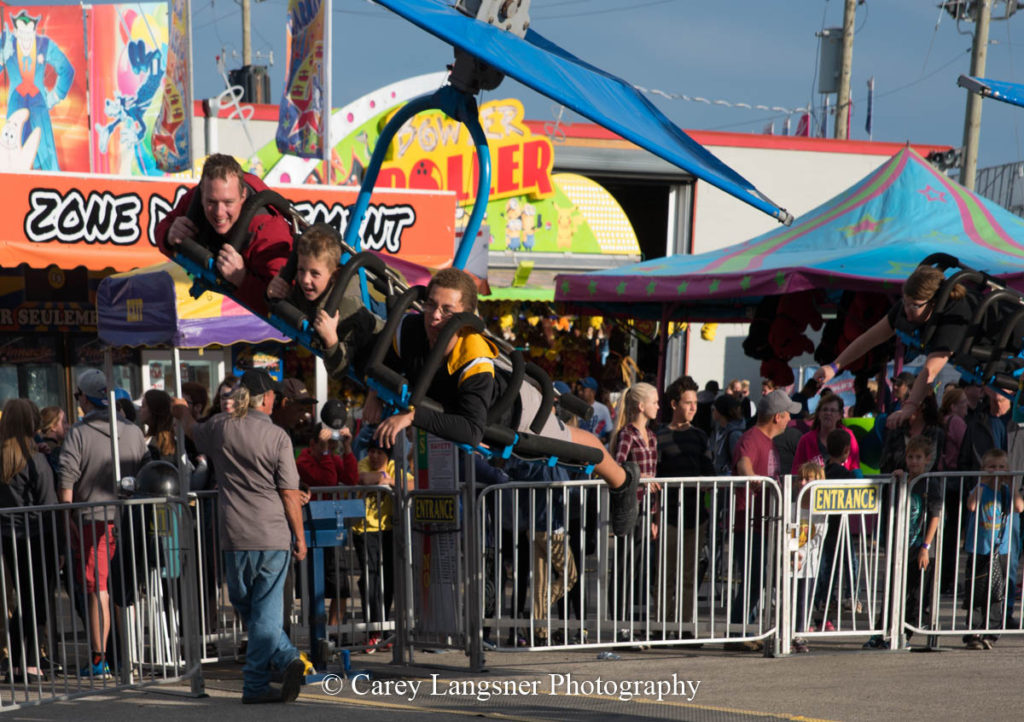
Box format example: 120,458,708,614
297,420,357,627
206,375,239,418
711,394,745,477
791,390,861,474
172,369,307,703
886,371,916,415
36,405,67,477
58,369,150,677
267,224,382,377
365,268,639,537
353,435,412,652
789,378,820,425
575,376,614,444
940,388,970,471
693,379,719,435
865,435,943,649
726,390,800,651
656,377,713,625
155,153,292,316
1,398,59,683
813,429,859,631
879,389,944,475
961,449,1022,650
739,379,756,428
181,382,210,421
938,386,971,594
608,382,660,620
140,389,177,463
815,265,971,432
791,461,828,654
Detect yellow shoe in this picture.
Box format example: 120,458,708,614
299,651,315,676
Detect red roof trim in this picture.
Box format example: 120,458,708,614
522,120,952,157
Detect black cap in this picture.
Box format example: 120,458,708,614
320,399,348,430
240,369,280,395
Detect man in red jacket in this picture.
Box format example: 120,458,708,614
154,153,292,316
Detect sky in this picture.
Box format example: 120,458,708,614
182,0,1024,172
29,0,1024,172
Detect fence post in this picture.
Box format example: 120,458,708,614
175,498,207,696
889,472,909,650
464,452,485,671
778,474,793,656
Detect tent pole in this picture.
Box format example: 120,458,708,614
104,348,122,491
657,306,670,391
173,347,189,496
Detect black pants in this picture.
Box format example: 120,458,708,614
2,535,56,669
353,531,394,623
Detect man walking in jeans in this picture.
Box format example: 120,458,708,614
174,369,307,704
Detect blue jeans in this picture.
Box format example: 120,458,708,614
225,550,299,698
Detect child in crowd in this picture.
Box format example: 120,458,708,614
962,448,1024,650
865,435,942,649
792,461,828,653
267,223,381,377
812,429,855,632
353,436,413,652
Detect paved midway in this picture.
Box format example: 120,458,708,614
8,636,1023,721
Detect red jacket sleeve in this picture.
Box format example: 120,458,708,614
154,185,198,257
235,212,292,315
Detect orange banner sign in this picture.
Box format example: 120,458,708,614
0,172,456,271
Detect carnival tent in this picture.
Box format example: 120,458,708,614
554,146,1024,321
96,262,288,347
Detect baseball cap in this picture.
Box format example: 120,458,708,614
320,399,348,430
76,369,109,407
280,377,315,403
757,389,801,417
579,376,599,392
240,369,280,396
553,380,572,395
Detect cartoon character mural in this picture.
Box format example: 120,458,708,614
0,9,74,170
89,4,168,176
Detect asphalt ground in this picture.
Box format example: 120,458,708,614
5,634,1023,721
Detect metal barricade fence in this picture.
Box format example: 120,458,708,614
473,476,782,652
781,475,900,654
903,470,1024,648
0,497,203,711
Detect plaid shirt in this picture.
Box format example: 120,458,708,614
613,424,658,478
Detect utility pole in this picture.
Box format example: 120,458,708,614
242,0,252,65
961,0,992,190
834,0,857,140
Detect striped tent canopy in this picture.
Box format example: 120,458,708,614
555,146,1024,320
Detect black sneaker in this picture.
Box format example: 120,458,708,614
280,657,305,703
609,461,639,536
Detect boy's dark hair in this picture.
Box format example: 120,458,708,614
905,434,935,459
427,268,478,313
664,377,697,405
981,448,1008,466
295,222,342,268
826,428,851,459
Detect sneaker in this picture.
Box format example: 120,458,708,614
609,461,640,536
365,634,382,654
299,651,315,676
862,635,888,649
965,635,988,650
280,657,305,703
792,638,810,653
79,659,111,678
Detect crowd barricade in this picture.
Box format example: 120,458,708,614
780,475,900,654
0,497,203,711
902,470,1024,648
473,476,782,652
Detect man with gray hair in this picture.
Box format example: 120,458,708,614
174,368,307,704
59,368,150,677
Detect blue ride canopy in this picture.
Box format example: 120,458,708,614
372,0,792,225
958,74,1024,109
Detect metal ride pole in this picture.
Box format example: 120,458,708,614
464,451,484,671
960,0,993,191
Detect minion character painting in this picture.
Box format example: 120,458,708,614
0,9,74,170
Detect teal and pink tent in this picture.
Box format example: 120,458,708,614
555,146,1024,320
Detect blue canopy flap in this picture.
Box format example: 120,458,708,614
372,0,791,224
958,74,1024,109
